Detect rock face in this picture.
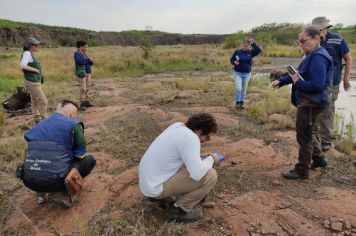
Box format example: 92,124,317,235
323,217,356,235
0,25,226,47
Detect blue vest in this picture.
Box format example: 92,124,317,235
24,112,82,159
292,47,333,107
322,32,347,85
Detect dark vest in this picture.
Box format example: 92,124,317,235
24,112,82,159
291,47,333,107
22,51,42,83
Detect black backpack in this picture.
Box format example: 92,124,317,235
17,141,72,192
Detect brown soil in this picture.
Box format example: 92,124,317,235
2,74,356,236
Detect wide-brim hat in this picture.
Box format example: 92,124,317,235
311,16,333,30
23,37,41,47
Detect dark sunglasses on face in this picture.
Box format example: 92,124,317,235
296,37,311,45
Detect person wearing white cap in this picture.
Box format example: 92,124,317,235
311,16,352,153
20,37,48,123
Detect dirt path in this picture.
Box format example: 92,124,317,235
2,74,356,236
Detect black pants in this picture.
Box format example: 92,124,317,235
73,154,96,177
295,105,325,175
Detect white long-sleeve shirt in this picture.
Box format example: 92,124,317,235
139,123,214,197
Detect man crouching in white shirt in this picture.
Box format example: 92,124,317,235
139,113,220,223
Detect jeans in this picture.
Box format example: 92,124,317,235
232,71,251,102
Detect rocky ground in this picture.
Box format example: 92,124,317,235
1,72,356,236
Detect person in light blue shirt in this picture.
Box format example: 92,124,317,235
230,38,262,109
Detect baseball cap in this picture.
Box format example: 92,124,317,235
311,16,333,30
23,37,41,47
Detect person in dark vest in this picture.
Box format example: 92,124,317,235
23,99,96,207
271,26,333,180
74,40,94,111
20,37,48,123
311,16,353,152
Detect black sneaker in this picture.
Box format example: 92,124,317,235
79,102,86,111
84,100,95,107
148,197,173,209
310,158,328,169
282,169,308,180
235,101,240,109
321,142,331,152
166,203,203,223
240,101,244,109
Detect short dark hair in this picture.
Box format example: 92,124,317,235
76,40,88,48
60,99,78,109
23,46,30,51
302,26,321,38
185,113,217,135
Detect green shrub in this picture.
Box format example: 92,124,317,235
88,39,98,47
0,79,21,93
224,32,246,49
0,54,17,61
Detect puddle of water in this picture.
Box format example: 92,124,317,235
335,80,356,125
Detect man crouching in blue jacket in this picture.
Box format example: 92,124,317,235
21,99,96,207
272,26,333,180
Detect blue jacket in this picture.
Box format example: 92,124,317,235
279,47,333,107
24,112,82,160
74,51,93,74
230,42,262,73
322,32,350,85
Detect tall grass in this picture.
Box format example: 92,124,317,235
247,77,294,126
263,45,303,58
335,113,356,154
0,45,235,84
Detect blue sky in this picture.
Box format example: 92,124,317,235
1,0,355,34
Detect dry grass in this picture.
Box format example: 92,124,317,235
91,110,163,161
0,45,235,84
84,200,189,236
0,137,27,224
246,76,295,127
263,45,303,58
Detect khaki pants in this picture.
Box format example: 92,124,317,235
24,80,48,120
158,168,217,212
318,85,339,144
77,74,91,102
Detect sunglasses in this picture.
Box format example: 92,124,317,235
296,37,311,45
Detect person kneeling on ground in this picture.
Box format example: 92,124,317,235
18,99,96,207
139,113,221,223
